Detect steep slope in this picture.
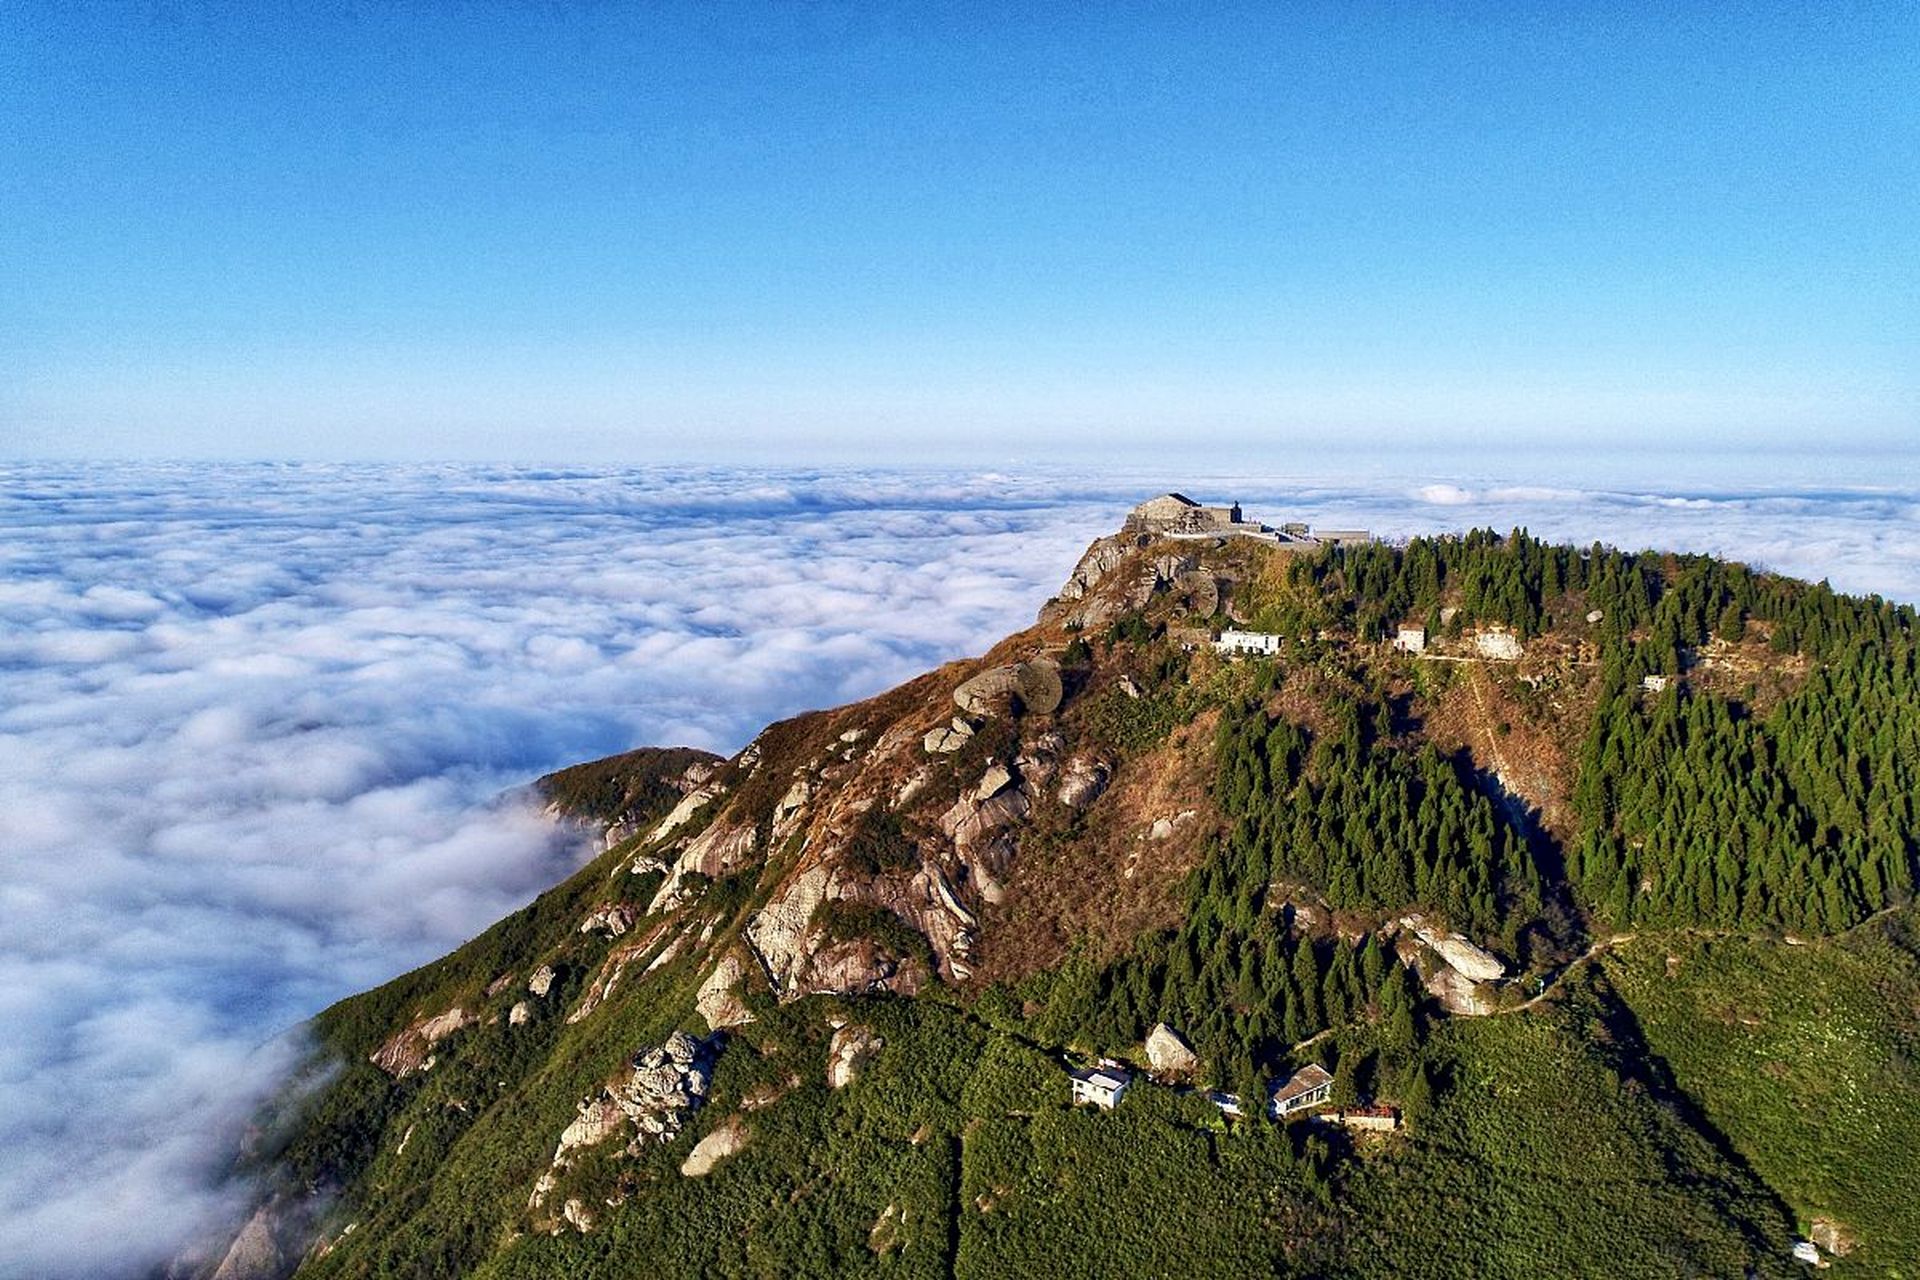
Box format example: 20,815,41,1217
201,509,1920,1279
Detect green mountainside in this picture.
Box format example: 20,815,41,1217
199,514,1920,1280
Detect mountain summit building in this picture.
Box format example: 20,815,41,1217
1123,494,1371,546
1123,492,1249,535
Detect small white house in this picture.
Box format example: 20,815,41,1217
1069,1065,1132,1110
1214,629,1283,657
1269,1064,1334,1118
1393,625,1428,654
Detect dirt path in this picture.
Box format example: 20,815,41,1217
1464,663,1514,784
1497,932,1636,1014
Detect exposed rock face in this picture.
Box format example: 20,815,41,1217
1149,810,1197,841
649,817,759,913
940,777,1029,904
680,1115,749,1176
808,937,909,997
1055,756,1111,810
209,1195,313,1280
772,777,812,842
746,863,833,995
538,1031,722,1214
370,1007,476,1077
695,951,755,1030
528,964,556,997
1423,965,1496,1016
647,779,725,844
1400,914,1506,983
827,1023,884,1089
1811,1217,1857,1257
579,904,638,937
923,718,975,754
1473,629,1524,661
952,658,1062,717
1052,534,1132,607
561,1199,595,1233
555,1097,627,1156
974,763,1015,802
569,921,674,1023
509,1001,532,1026
1144,1022,1200,1076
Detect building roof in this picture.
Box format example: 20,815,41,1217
1271,1063,1334,1104
1070,1066,1131,1090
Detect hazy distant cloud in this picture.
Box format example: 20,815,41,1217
0,460,1916,1276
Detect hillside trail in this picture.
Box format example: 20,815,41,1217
1288,902,1910,1056
1463,662,1514,783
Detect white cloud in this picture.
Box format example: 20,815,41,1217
0,457,1915,1277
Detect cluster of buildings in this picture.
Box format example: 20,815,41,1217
1068,1059,1396,1131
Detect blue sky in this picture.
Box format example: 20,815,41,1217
3,3,1916,461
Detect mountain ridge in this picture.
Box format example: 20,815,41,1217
190,501,1920,1279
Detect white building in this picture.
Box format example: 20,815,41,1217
1205,1090,1244,1119
1069,1065,1132,1110
1214,629,1283,656
1642,674,1670,693
1269,1064,1334,1118
1393,625,1427,654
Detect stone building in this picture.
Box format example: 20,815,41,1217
1124,492,1247,535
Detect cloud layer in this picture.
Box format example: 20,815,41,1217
0,458,1915,1276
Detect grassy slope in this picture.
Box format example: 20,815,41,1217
300,979,1821,1280
1604,913,1920,1276
1343,977,1798,1280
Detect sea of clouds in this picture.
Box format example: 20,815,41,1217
1,457,1916,1277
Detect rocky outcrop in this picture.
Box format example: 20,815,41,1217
208,1194,317,1280
1144,1022,1200,1077
940,776,1028,904
1055,755,1111,810
923,718,975,754
579,904,638,937
646,779,725,844
952,658,1062,717
680,1115,749,1176
808,937,912,997
1399,914,1506,983
649,817,759,913
1811,1217,1856,1258
746,863,834,995
535,1031,722,1217
1423,964,1496,1016
974,763,1015,802
1052,534,1132,607
569,921,674,1023
509,1000,532,1026
1472,629,1524,661
528,964,556,997
696,951,755,1030
1148,810,1197,841
826,1023,884,1089
369,1007,476,1077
